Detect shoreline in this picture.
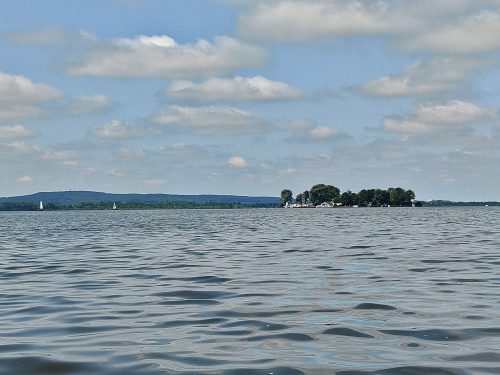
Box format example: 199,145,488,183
1,203,498,212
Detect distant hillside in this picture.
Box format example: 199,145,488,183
0,191,280,205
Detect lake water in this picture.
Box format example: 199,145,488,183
0,208,499,375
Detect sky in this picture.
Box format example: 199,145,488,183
1,0,500,200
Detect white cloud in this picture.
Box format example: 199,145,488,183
0,72,61,121
383,100,497,134
237,0,417,42
236,0,500,57
228,156,249,167
16,175,33,184
67,95,111,115
67,35,266,78
93,120,142,140
0,141,39,160
281,119,341,141
407,10,500,54
360,58,488,97
383,119,434,134
118,34,177,48
309,126,338,140
0,71,61,103
0,125,37,140
167,76,302,102
414,100,496,124
153,105,268,135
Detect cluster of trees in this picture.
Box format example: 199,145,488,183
281,184,418,207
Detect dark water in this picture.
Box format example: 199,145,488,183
1,208,499,375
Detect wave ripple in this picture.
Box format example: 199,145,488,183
1,207,499,374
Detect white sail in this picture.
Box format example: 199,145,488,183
112,202,117,210
39,201,44,210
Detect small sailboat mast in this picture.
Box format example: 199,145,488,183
38,201,44,211
112,202,117,210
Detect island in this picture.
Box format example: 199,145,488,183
281,184,418,207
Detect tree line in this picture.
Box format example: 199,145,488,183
281,184,419,207
0,201,279,211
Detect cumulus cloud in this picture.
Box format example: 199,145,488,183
67,35,266,78
237,0,418,42
406,10,500,54
236,0,500,57
0,71,61,103
167,76,302,102
93,120,143,140
228,156,249,167
0,141,39,160
282,119,342,141
383,100,497,134
414,100,496,124
67,95,112,115
0,125,37,140
153,105,268,135
309,126,339,140
360,58,488,97
0,72,61,121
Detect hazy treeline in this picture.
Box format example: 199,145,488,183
423,201,500,207
0,201,279,211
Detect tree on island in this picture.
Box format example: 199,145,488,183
388,187,414,207
373,189,390,206
340,190,357,206
303,190,310,203
309,184,340,205
280,189,293,206
295,193,303,204
357,189,372,206
295,190,310,205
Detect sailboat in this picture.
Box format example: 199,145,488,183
112,202,117,210
38,201,44,211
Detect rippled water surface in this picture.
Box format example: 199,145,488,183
1,208,499,375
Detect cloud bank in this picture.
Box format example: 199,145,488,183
153,106,268,135
383,100,497,134
67,35,267,78
167,76,302,102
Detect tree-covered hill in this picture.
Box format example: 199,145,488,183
0,191,280,206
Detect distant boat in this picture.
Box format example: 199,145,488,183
112,202,117,210
38,201,44,211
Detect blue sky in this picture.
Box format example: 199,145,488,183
1,0,500,200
